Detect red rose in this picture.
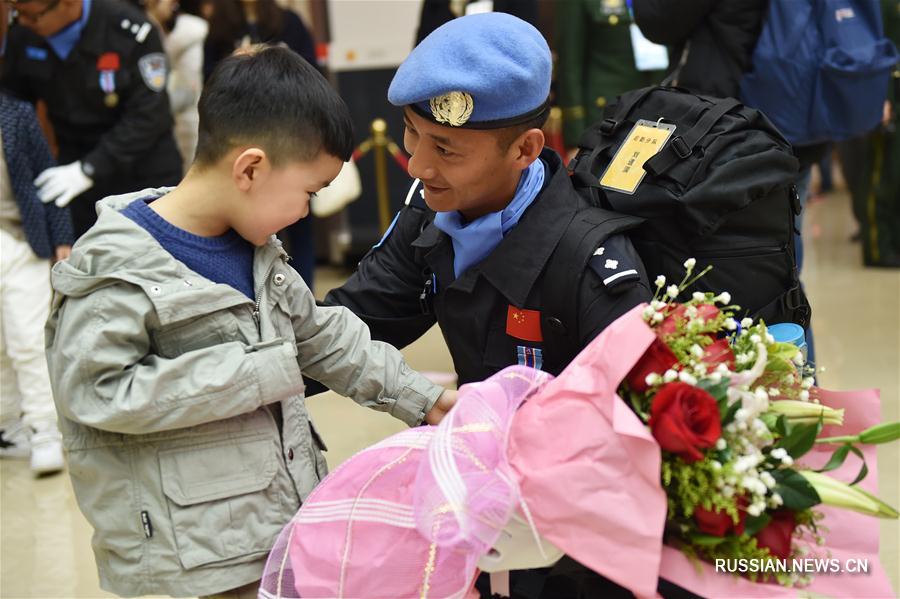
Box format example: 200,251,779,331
626,339,679,392
649,382,721,462
658,304,720,336
755,510,797,560
701,338,736,373
694,498,748,536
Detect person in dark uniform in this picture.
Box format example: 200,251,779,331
321,12,684,599
556,0,666,152
2,0,182,238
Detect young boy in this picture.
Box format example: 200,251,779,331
44,46,455,598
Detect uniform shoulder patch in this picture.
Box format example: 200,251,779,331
588,235,641,291
119,16,153,43
138,53,168,92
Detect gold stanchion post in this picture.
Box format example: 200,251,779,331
371,118,392,233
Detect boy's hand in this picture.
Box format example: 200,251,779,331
425,389,457,425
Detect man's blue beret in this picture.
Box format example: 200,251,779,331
388,12,551,129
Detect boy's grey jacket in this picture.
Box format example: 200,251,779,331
45,190,442,597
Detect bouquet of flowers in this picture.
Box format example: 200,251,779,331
620,259,900,588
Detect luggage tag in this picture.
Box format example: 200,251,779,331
599,119,675,195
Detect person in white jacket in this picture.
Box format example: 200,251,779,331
136,0,208,171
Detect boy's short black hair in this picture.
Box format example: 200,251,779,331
195,46,354,167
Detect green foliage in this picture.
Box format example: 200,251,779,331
771,469,821,511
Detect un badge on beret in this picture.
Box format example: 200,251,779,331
429,91,474,126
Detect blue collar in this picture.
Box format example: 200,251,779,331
433,159,546,279
46,0,92,60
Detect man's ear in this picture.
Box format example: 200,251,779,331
232,148,269,192
510,128,545,169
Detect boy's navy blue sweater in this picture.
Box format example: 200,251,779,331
122,197,255,299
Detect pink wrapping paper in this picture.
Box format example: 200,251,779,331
508,304,668,599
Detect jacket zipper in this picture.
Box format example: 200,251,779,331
252,262,277,334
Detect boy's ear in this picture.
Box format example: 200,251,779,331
509,128,545,169
232,148,269,192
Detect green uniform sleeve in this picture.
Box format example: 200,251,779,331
556,0,589,147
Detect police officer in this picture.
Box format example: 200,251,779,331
2,0,182,237
323,13,662,598
556,0,666,150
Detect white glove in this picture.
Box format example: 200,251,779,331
311,159,362,218
34,161,94,208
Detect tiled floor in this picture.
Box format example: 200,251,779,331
1,188,897,598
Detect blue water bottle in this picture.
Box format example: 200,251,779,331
768,323,808,364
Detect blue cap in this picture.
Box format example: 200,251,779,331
388,12,551,129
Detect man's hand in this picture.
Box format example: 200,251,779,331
54,245,72,262
424,389,458,425
35,162,93,208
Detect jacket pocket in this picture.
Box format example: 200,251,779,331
159,435,291,570
152,311,240,358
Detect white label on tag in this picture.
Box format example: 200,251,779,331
630,24,669,71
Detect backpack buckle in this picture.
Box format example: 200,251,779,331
599,118,618,135
671,136,691,159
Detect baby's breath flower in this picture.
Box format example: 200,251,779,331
645,373,661,387
715,292,731,305
721,485,735,498
678,371,698,385
716,438,727,450
683,258,696,269
642,306,655,320
765,333,775,344
750,334,762,344
769,493,784,508
666,284,679,298
799,390,810,401
734,408,750,423
690,344,704,358
802,377,814,390
768,387,781,397
782,454,794,466
711,460,722,470
692,291,706,302
770,448,787,460
760,471,777,489
792,352,805,365
716,363,730,374
663,369,678,383
709,372,723,383
655,275,666,288
724,317,738,331
747,504,762,517
741,317,754,328
652,312,664,323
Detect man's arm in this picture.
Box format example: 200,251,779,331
578,234,652,347
79,23,176,181
324,203,438,349
632,0,717,46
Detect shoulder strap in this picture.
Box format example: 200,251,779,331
540,208,644,375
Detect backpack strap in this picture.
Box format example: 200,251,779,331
644,97,741,176
540,208,644,374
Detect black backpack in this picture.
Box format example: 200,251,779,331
542,86,811,366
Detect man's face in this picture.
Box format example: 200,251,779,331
10,0,76,37
402,108,523,220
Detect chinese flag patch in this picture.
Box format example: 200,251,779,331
506,306,542,342
96,52,120,71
